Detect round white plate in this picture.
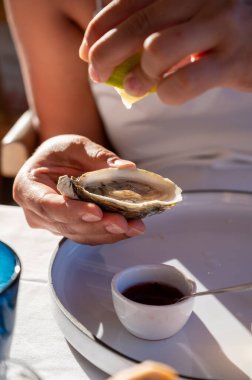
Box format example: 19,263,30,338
49,191,252,380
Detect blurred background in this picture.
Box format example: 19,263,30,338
0,0,28,204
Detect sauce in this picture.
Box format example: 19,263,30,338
122,282,184,305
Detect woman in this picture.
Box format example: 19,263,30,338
5,0,252,245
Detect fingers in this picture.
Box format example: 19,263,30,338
13,133,142,245
35,192,104,224
24,207,145,245
122,18,219,97
29,134,136,175
85,0,202,82
157,54,224,105
80,0,154,61
143,20,218,81
78,137,136,170
82,0,252,102
20,181,145,244
13,167,103,223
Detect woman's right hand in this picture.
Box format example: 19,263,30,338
13,134,145,245
82,0,252,105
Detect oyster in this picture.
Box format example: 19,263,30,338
57,168,182,219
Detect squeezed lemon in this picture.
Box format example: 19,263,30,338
105,53,155,109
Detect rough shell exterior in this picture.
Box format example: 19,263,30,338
57,168,182,219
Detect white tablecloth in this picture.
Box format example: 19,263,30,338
0,205,108,380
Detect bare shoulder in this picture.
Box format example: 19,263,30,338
3,0,109,143
4,0,97,30
57,0,99,29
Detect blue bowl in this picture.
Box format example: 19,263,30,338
0,241,21,360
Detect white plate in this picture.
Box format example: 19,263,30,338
49,191,252,380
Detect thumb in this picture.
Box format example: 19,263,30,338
84,139,136,169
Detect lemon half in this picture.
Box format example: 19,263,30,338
105,53,155,109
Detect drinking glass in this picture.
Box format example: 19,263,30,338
0,241,41,379
0,241,20,360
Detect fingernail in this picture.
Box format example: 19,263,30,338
124,73,149,96
88,64,100,82
108,158,135,168
127,227,145,237
105,224,126,234
79,38,89,62
82,213,102,222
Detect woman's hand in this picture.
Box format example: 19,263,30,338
81,0,252,105
13,135,145,245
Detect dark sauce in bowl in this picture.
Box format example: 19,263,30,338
122,282,184,306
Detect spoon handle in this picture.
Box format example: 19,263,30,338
192,282,252,298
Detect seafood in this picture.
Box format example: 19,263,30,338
57,167,182,219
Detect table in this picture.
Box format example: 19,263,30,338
0,205,108,380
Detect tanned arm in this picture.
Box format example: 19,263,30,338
4,0,107,145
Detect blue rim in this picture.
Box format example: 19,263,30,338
0,241,21,296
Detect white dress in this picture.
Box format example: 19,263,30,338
91,82,252,192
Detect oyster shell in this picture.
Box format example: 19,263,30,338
57,168,182,219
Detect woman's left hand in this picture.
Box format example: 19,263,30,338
13,134,145,245
80,0,252,105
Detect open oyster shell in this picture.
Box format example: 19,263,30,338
57,168,182,219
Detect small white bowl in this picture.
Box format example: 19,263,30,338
111,264,196,340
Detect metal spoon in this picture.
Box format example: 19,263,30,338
179,282,252,302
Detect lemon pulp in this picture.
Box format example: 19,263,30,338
105,53,155,109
